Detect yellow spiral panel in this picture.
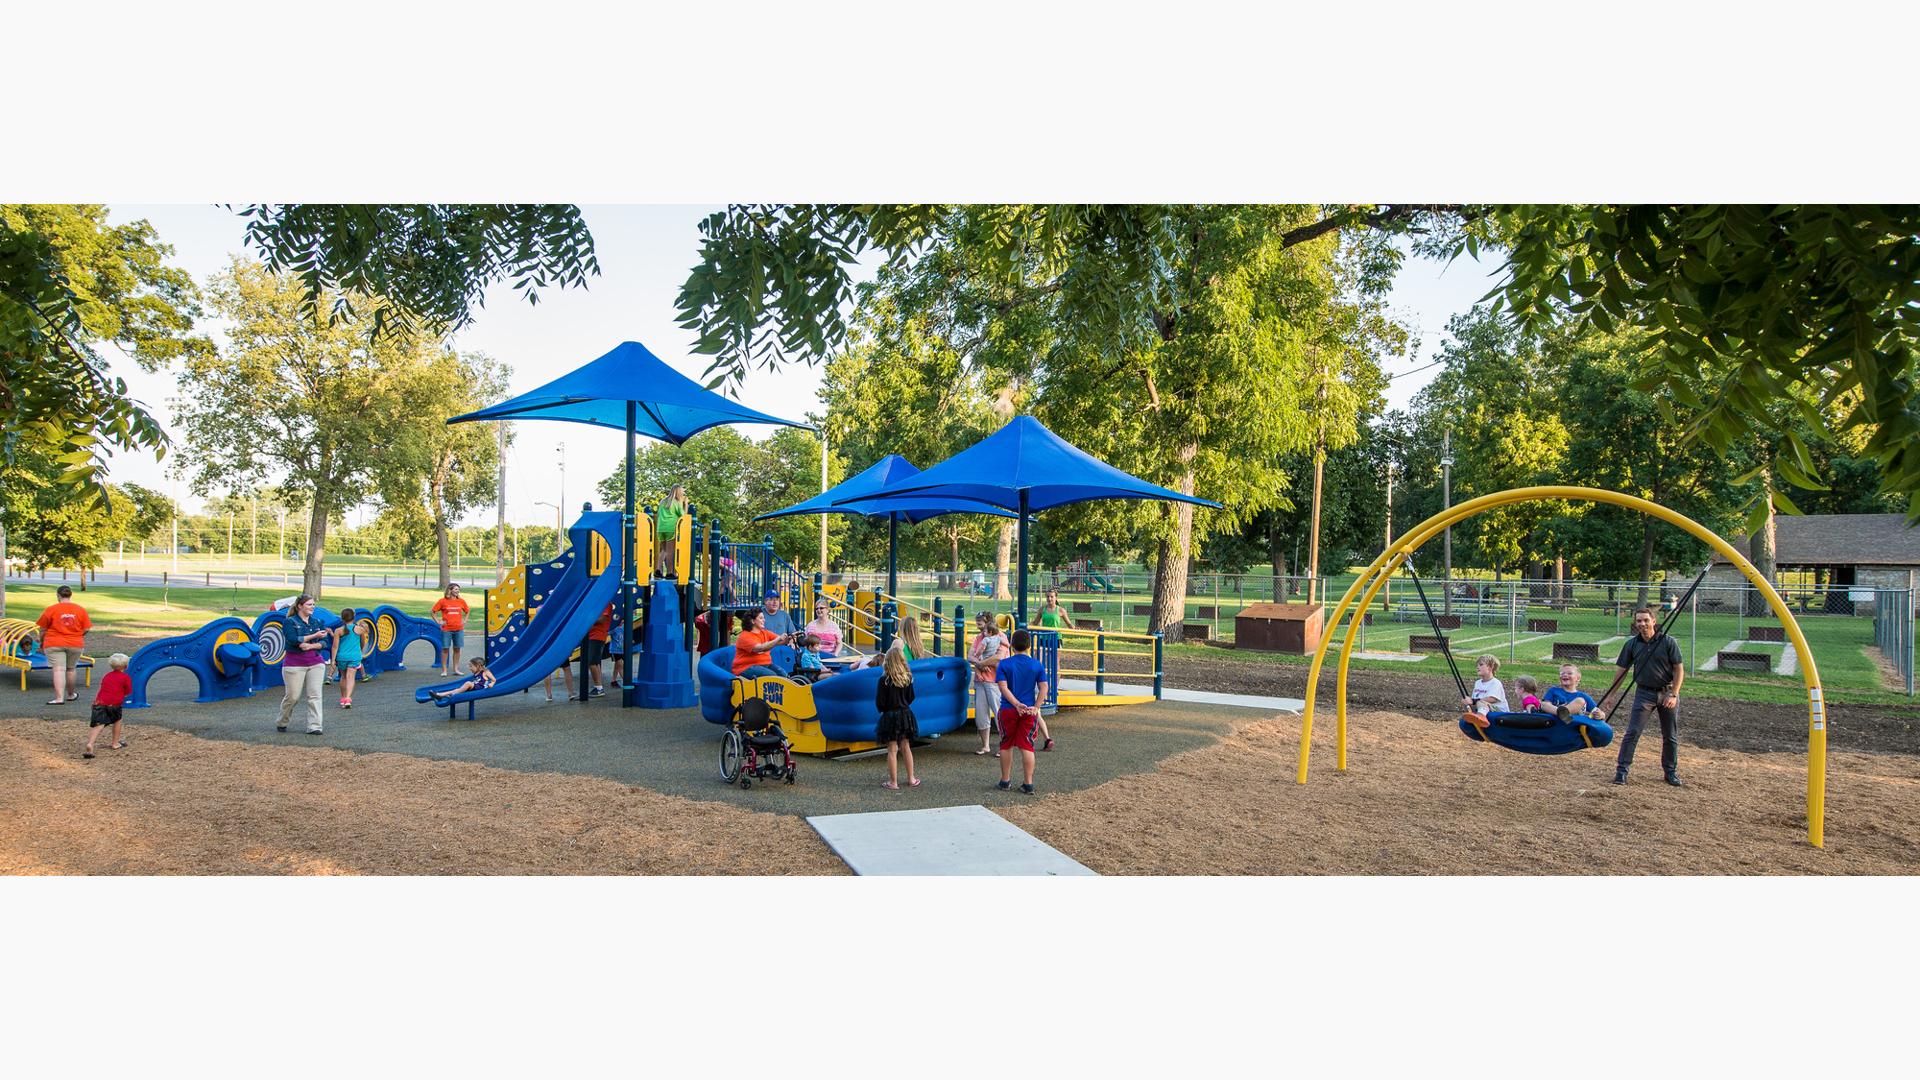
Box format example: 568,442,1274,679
376,612,398,653
589,531,612,578
354,616,375,647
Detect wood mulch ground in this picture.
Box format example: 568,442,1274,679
0,719,846,875
1002,709,1920,875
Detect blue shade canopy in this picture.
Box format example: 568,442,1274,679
833,416,1223,513
447,340,808,443
754,455,1015,524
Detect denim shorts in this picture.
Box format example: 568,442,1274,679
443,629,466,650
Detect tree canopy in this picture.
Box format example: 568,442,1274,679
1440,204,1920,523
234,204,600,340
0,204,210,497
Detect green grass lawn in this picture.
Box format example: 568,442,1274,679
1,582,449,643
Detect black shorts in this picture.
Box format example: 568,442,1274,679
90,704,123,728
582,639,608,665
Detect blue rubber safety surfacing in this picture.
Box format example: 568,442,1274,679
805,804,1096,876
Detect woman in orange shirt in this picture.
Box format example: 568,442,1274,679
731,609,791,680
430,583,471,676
36,585,92,706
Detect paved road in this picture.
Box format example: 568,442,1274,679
8,568,501,592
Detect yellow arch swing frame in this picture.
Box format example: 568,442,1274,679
1295,486,1831,848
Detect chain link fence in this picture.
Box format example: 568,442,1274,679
843,568,1916,697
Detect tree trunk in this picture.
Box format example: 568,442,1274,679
435,516,452,591
303,504,329,599
1749,468,1777,616
992,522,1013,601
947,527,959,573
1150,453,1199,642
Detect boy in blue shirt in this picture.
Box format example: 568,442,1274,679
1541,663,1604,722
994,629,1049,795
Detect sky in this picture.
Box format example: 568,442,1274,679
100,204,1503,528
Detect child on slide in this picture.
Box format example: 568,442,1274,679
430,657,497,701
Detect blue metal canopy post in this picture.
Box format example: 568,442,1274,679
1017,489,1030,626
888,516,899,598
622,401,637,704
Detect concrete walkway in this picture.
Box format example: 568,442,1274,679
807,805,1095,875
1057,678,1303,714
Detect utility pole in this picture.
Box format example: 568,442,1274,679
496,421,508,580
227,510,234,566
1383,462,1395,608
557,444,567,549
1307,350,1329,606
1441,429,1454,614
251,496,258,558
819,430,829,574
170,473,179,576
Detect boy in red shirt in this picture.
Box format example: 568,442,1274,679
580,603,614,698
85,653,133,759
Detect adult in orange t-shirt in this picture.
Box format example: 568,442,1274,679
36,584,92,706
731,608,790,679
430,583,471,676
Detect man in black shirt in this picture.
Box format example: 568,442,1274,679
1613,605,1686,787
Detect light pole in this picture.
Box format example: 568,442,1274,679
557,445,566,539
535,501,563,556
1441,429,1454,615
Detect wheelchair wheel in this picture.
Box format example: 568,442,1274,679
719,728,743,783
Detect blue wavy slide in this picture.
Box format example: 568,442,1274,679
416,512,622,716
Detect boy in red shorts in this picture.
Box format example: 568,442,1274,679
85,653,133,759
994,629,1048,795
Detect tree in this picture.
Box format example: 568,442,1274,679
1412,309,1570,580
597,428,758,541
0,205,210,496
737,205,1403,638
173,261,422,597
372,350,510,589
817,292,1014,583
742,425,849,571
0,451,142,583
233,204,600,341
1445,204,1920,521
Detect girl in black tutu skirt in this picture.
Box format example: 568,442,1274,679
875,643,919,789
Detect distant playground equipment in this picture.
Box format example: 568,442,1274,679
1,618,94,692
1056,557,1119,593
1296,485,1830,848
123,602,443,708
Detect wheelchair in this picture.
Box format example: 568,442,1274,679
720,695,796,788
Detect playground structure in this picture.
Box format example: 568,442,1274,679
1296,486,1830,848
124,602,444,708
1,618,94,692
700,645,971,753
1055,557,1120,594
